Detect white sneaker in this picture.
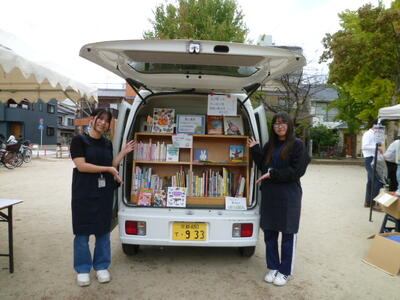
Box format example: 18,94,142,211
96,269,111,283
273,272,288,286
264,269,278,283
77,273,90,287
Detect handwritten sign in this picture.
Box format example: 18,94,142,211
207,94,237,116
225,197,247,211
172,134,193,148
374,125,385,145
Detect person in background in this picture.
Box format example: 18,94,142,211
248,112,310,286
70,108,135,287
384,137,400,192
361,120,383,210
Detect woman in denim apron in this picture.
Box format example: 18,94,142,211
70,108,135,287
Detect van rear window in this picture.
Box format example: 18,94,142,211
127,62,259,77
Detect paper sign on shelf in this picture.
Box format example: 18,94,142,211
225,197,247,210
172,134,193,148
207,94,237,116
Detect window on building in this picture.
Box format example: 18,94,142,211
67,118,74,126
46,126,55,136
58,116,63,125
39,103,43,112
47,104,55,114
21,99,30,110
7,99,18,108
315,102,338,122
32,103,36,111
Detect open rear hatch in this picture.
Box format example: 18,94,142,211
80,39,306,93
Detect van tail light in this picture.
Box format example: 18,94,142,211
232,223,253,237
126,221,146,235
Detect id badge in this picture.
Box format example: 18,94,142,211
98,174,106,188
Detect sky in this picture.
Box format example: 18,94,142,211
0,0,394,88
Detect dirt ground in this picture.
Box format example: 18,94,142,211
0,159,398,300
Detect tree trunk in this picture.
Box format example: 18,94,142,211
351,133,357,159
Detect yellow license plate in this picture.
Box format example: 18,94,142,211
172,222,207,241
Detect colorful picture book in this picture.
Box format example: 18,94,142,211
194,149,208,162
153,189,167,207
152,108,175,133
176,114,206,134
229,145,244,162
223,116,244,136
206,116,224,135
137,188,153,206
166,145,179,162
167,187,187,207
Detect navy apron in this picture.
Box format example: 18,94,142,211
71,134,115,236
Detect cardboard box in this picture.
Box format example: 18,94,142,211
374,192,400,219
363,232,400,275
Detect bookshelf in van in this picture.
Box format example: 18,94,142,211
130,132,250,208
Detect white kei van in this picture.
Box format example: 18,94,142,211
80,39,305,257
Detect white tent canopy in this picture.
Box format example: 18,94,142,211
0,45,97,103
378,104,400,120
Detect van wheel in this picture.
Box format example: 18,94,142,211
239,246,255,257
122,244,139,256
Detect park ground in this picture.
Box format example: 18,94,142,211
0,159,398,300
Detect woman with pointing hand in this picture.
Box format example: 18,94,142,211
248,112,309,286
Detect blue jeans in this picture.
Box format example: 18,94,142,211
264,230,296,276
364,156,383,205
73,233,111,274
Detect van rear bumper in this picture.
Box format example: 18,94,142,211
118,207,260,247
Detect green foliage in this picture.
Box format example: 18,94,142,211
320,1,400,127
310,125,340,148
143,0,248,42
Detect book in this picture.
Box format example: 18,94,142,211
152,108,175,133
153,189,167,207
137,188,153,206
166,144,179,162
206,116,224,135
229,145,244,162
194,149,208,161
224,116,244,136
176,114,206,134
167,187,187,207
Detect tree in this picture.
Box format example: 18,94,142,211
320,1,400,140
143,0,248,42
309,124,340,156
251,69,326,141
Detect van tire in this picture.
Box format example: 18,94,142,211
122,244,139,255
239,246,255,257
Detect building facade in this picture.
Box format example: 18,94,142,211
0,99,58,144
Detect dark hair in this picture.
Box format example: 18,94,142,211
265,112,295,164
91,108,112,130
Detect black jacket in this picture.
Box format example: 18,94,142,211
251,138,310,233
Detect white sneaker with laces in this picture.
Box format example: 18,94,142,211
96,269,111,283
273,272,288,286
77,273,90,287
264,269,278,283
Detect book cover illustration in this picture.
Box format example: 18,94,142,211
153,189,167,207
167,187,187,207
194,149,208,162
152,108,175,133
176,115,206,134
166,144,179,162
137,187,153,206
223,116,244,136
229,145,244,162
206,115,224,135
